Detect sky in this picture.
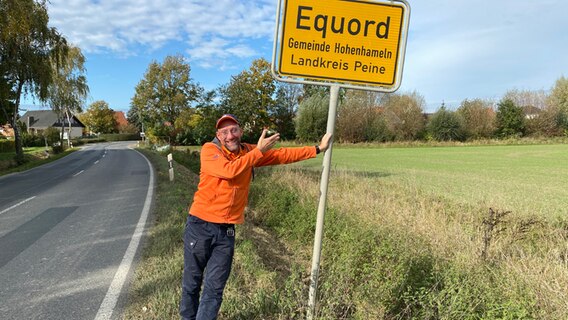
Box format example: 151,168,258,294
20,0,568,114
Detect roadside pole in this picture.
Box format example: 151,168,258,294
307,85,339,320
271,1,410,318
167,153,174,182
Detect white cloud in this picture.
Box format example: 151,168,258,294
48,0,275,64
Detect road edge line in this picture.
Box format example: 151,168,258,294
94,148,155,320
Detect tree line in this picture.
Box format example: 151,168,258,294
124,54,568,145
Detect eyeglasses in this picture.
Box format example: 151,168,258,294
218,127,241,137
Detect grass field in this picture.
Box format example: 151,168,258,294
0,147,75,175
296,144,568,219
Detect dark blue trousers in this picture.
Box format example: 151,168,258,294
180,215,235,320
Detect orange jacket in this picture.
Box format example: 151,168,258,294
189,141,317,224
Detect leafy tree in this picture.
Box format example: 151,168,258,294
173,107,197,145
0,96,15,125
525,105,565,137
427,106,465,141
547,76,568,134
173,89,219,145
0,0,67,163
337,89,387,143
0,64,16,124
301,84,329,102
82,100,117,134
126,106,142,132
47,45,89,147
130,54,200,141
495,98,525,137
456,99,496,139
218,58,275,142
382,91,426,141
272,82,301,140
42,127,60,146
503,89,548,110
295,92,328,142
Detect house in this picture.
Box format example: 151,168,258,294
20,110,85,139
522,105,541,120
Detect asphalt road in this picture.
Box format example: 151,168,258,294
0,142,154,320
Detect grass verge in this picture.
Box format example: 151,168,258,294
122,149,197,319
124,146,567,319
0,148,77,176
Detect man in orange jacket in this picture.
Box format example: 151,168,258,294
180,114,331,320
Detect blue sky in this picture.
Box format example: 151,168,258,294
20,0,568,114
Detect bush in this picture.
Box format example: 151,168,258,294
21,132,44,147
0,139,15,153
172,149,200,174
51,142,64,154
496,99,526,137
427,107,466,141
295,93,329,142
98,133,141,141
42,127,60,146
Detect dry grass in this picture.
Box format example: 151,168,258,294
269,165,568,318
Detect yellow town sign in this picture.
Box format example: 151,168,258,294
272,0,410,91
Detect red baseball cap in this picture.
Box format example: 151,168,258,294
216,114,239,129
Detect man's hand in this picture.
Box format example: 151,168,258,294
318,133,332,153
257,128,280,153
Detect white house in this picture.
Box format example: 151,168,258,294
20,110,85,139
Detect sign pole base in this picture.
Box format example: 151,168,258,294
307,85,339,320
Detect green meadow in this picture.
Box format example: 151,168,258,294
297,144,568,218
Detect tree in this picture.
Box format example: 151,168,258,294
130,54,200,141
47,45,89,147
218,58,276,141
172,89,219,145
503,89,548,110
337,89,387,143
0,0,67,163
272,82,301,140
82,100,117,134
427,106,465,141
547,76,568,134
495,98,525,137
456,99,496,139
382,91,426,141
295,92,328,142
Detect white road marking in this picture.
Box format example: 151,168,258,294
0,196,36,216
73,170,84,177
94,160,99,164
94,149,154,320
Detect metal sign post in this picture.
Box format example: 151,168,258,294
307,85,339,319
271,1,410,318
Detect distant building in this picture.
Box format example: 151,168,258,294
522,105,541,120
20,110,85,139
